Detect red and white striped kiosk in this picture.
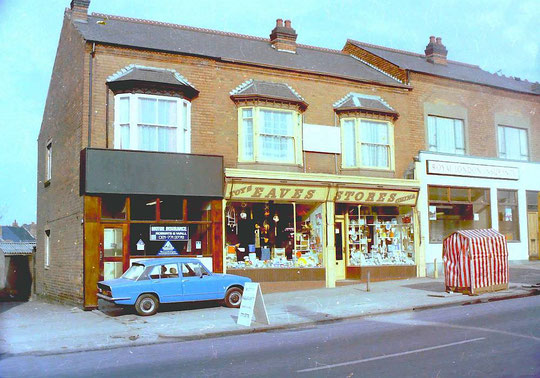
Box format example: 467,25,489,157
443,229,509,295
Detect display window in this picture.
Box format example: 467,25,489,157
225,201,324,269
428,186,491,243
337,204,415,266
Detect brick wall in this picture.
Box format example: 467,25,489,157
36,13,86,304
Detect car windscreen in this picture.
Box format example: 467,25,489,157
122,264,145,280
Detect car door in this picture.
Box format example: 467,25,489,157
146,263,183,303
181,262,221,301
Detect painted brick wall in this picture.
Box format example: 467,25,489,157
36,13,86,304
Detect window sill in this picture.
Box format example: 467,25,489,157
341,167,394,172
43,180,51,188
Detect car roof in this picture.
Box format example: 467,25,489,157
134,257,203,266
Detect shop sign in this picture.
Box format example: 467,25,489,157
427,160,519,180
229,183,328,202
334,188,417,205
150,225,189,241
157,240,179,256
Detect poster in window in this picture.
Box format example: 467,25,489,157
504,207,513,222
429,205,437,220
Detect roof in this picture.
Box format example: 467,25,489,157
347,39,539,95
107,64,196,88
230,79,307,107
333,92,398,116
74,14,407,88
446,228,505,240
0,241,36,255
0,226,35,243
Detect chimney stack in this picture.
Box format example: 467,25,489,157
425,35,448,65
270,18,298,53
70,0,90,22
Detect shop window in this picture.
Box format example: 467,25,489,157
526,191,538,212
238,107,302,165
101,195,127,220
159,196,184,221
343,205,415,266
498,125,528,161
498,189,520,241
129,223,211,257
427,115,465,154
130,196,158,221
44,230,50,268
114,94,191,153
341,118,394,170
187,199,211,221
428,186,491,243
225,202,323,269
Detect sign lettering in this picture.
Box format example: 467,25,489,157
427,160,519,180
150,225,189,241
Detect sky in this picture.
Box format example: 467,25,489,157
0,0,538,225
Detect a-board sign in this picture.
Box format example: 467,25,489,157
150,225,189,241
237,282,269,326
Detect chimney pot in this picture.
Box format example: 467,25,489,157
436,37,442,45
425,35,448,65
270,18,297,53
284,20,292,28
429,36,435,43
276,18,283,27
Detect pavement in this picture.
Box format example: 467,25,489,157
0,261,538,357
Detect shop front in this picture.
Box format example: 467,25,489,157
224,169,420,285
416,152,540,276
80,148,224,309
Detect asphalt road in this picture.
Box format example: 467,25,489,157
1,295,539,378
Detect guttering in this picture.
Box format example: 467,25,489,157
88,42,95,147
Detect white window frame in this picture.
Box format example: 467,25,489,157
340,117,395,170
238,106,302,165
46,140,52,181
45,230,50,268
497,125,529,161
113,93,191,153
427,115,465,154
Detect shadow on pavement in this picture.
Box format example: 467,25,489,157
285,305,332,322
97,298,224,317
0,300,27,315
401,282,447,293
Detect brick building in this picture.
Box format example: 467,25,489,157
37,1,539,308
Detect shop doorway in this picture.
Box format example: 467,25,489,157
100,224,129,281
527,212,538,259
335,220,346,280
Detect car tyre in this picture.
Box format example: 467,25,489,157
135,293,159,316
224,287,243,308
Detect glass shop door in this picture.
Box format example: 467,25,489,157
335,220,346,280
100,224,129,281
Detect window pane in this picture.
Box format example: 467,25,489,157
427,116,437,150
361,121,388,144
498,189,520,241
119,97,130,124
436,117,455,153
104,228,123,257
258,110,294,163
505,127,521,160
157,126,176,152
120,125,130,149
429,116,464,154
450,188,469,202
130,196,157,221
138,98,156,124
242,109,254,160
157,99,177,126
454,119,464,153
362,145,388,168
428,186,448,202
519,129,528,159
138,125,159,151
342,120,356,167
498,126,506,157
160,196,183,220
360,121,389,168
101,195,127,220
260,110,293,136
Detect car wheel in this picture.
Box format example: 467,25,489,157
224,287,243,308
135,294,159,316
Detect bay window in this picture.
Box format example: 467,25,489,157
239,107,302,165
341,118,394,170
498,125,528,161
427,115,465,154
114,94,191,153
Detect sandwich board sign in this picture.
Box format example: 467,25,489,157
237,282,269,326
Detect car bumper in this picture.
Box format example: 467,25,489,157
97,293,131,302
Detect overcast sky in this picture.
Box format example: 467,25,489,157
0,0,538,225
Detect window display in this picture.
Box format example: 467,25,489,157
225,202,323,269
497,189,520,241
341,205,415,266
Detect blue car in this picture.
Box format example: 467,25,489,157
97,257,251,316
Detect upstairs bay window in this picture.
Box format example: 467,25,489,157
498,125,529,161
341,118,394,170
427,115,465,154
114,94,191,153
239,107,302,165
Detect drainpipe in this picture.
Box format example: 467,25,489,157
88,42,95,147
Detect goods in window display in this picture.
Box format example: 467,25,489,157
345,205,415,266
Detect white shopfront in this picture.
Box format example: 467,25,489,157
416,151,540,276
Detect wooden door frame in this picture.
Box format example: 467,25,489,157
99,223,130,281
335,218,346,280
